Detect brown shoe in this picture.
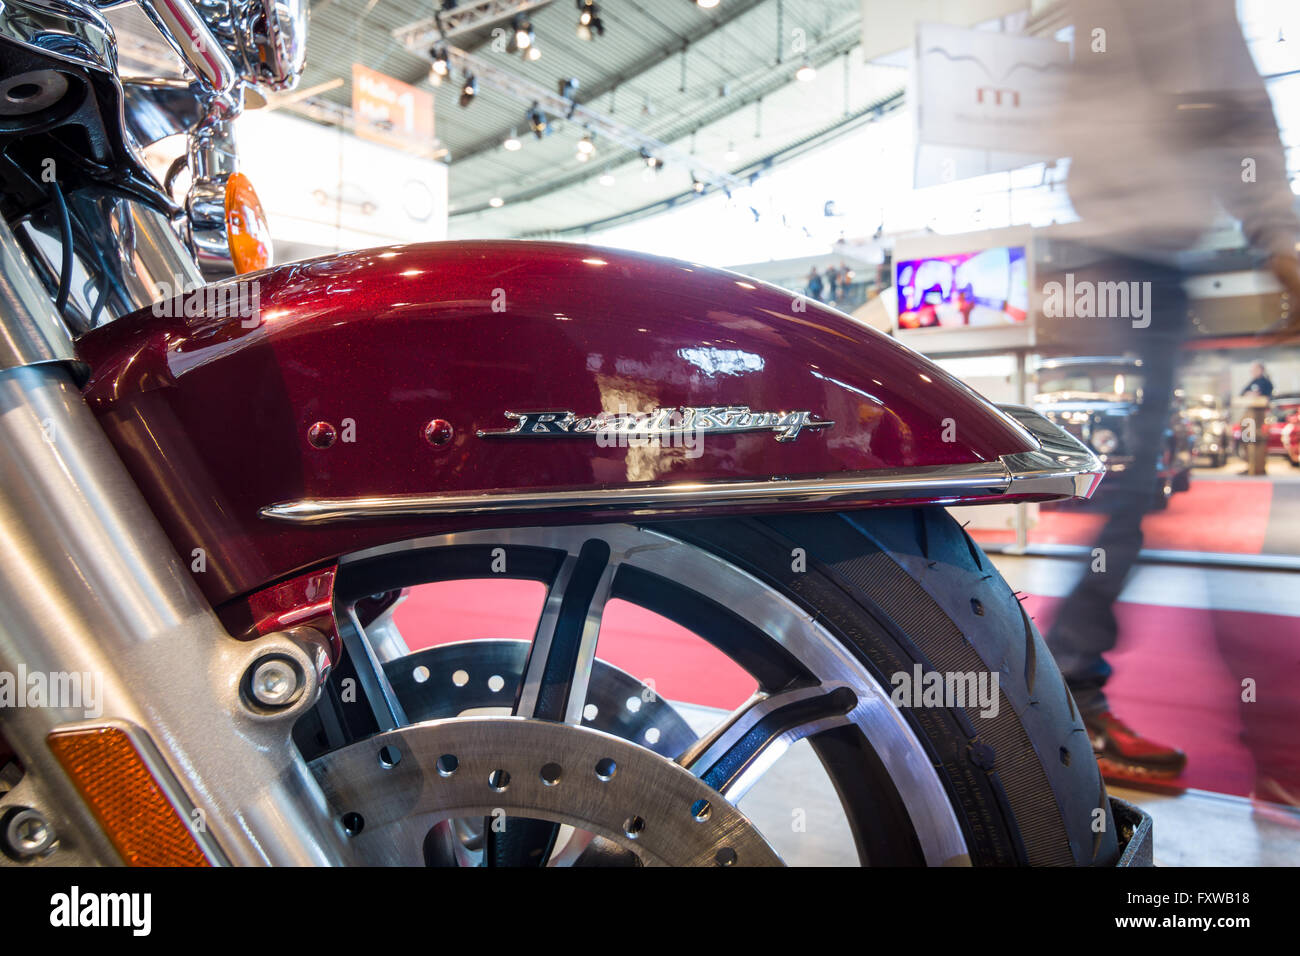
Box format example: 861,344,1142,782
1085,711,1187,779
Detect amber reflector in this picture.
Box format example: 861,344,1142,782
47,725,210,867
224,171,272,275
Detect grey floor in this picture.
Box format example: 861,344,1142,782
675,703,861,866
675,695,1300,867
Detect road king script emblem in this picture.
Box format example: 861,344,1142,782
477,406,834,443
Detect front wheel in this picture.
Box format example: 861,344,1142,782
308,509,1118,866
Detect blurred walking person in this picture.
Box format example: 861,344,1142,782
1042,0,1300,784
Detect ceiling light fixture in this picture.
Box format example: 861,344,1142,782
527,101,549,138
512,14,534,50
488,196,505,208
503,129,522,151
558,76,580,118
796,60,816,82
577,0,605,40
429,46,450,80
458,72,477,107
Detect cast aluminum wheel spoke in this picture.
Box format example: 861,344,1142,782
335,523,971,866
678,683,859,800
514,537,618,724
489,538,618,867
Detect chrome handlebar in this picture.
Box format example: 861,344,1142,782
134,0,241,117
1,0,308,122
133,0,310,117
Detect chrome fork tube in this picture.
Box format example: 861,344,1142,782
0,227,345,865
0,211,75,369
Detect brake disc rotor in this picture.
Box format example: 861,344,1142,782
309,716,783,867
383,640,697,759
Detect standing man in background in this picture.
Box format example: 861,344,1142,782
1241,361,1275,398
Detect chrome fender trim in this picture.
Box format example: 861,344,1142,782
260,405,1104,525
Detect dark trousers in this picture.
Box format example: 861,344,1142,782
1040,254,1189,715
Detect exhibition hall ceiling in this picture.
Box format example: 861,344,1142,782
297,0,888,236
107,0,895,236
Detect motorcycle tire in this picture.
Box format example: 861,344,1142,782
659,508,1119,867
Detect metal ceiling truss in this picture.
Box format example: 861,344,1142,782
451,18,876,220
526,89,905,238
442,0,771,167
417,44,749,194
392,0,556,50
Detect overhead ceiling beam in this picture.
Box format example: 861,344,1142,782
441,0,770,167
520,90,905,238
393,0,556,51
435,44,749,192
451,20,873,215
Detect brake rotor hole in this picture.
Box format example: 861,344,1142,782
623,815,645,839
341,812,365,836
691,799,712,822
625,696,642,713
413,665,430,684
487,674,505,693
644,727,661,745
594,757,617,781
378,745,401,769
540,762,562,786
452,669,469,687
436,754,459,776
488,769,511,792
582,704,598,721
715,847,737,866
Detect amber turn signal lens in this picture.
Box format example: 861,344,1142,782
47,724,211,867
224,171,272,275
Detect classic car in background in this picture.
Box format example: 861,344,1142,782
1177,391,1231,468
1283,409,1300,467
1231,393,1300,460
1034,356,1192,509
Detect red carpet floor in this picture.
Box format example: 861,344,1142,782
1026,596,1300,800
971,479,1274,553
394,579,1300,801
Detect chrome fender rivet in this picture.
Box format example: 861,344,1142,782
247,656,302,709
4,808,56,859
423,418,454,446
307,421,336,449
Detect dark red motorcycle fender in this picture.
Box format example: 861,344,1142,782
76,240,1038,606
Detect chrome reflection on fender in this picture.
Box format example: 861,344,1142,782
260,405,1104,524
997,403,1106,499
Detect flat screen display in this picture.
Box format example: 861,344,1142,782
896,245,1028,329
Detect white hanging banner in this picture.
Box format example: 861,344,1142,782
860,0,1032,63
912,21,1069,187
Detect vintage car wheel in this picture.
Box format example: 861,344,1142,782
306,510,1118,867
